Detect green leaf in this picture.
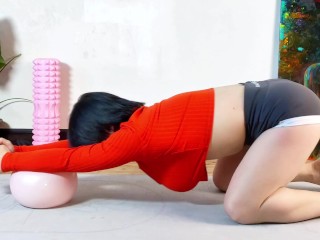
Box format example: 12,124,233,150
0,63,8,73
0,54,21,73
0,41,22,72
0,42,5,67
0,55,5,66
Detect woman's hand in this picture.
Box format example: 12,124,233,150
0,138,14,173
0,138,14,152
0,145,10,173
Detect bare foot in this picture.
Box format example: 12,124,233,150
310,159,320,185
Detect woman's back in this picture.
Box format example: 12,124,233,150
207,84,246,159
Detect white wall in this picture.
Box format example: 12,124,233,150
0,0,280,129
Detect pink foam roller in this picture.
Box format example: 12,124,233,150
10,58,78,209
33,77,60,83
34,118,60,125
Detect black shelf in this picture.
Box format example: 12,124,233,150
0,129,68,145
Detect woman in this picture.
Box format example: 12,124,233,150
0,79,320,224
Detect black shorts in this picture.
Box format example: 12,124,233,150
242,79,320,145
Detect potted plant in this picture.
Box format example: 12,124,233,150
0,42,21,73
0,41,28,107
0,41,31,131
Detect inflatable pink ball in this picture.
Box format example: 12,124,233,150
10,171,78,209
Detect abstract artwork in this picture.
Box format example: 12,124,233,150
279,0,320,159
279,0,320,97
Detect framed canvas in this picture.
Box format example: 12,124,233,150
279,0,320,158
279,0,320,97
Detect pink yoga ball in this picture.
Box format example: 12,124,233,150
10,172,78,209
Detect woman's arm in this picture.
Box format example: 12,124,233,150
1,128,142,173
14,140,69,152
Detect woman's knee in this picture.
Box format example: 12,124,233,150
224,194,258,224
212,174,228,192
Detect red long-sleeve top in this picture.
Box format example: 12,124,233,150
2,88,214,192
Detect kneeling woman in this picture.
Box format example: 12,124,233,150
1,79,320,224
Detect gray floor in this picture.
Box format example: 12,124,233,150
0,173,320,240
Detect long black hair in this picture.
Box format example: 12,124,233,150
68,92,144,147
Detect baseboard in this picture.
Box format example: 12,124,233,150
0,129,68,145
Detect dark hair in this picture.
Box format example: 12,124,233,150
68,92,144,147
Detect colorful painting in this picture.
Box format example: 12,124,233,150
279,0,320,97
279,0,320,159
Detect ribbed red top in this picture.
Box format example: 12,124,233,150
2,88,214,192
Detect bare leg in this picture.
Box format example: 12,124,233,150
293,158,320,184
213,146,318,192
224,124,320,224
212,146,249,192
